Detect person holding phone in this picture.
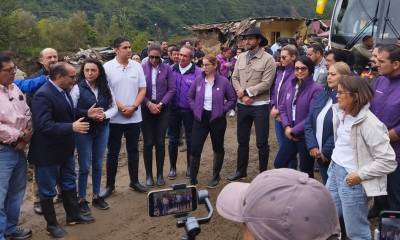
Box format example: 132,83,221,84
304,62,352,184
274,56,322,177
327,75,397,239
188,54,236,188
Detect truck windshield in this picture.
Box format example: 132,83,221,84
331,0,379,48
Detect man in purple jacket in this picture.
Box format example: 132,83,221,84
167,46,202,179
371,44,400,211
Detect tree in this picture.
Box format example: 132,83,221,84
107,15,122,45
94,13,107,45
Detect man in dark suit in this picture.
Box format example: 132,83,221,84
29,62,96,238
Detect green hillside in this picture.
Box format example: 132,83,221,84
18,0,332,37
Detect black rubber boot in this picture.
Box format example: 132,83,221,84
208,153,224,188
156,147,165,186
144,145,154,187
41,198,66,238
168,144,178,179
189,156,200,185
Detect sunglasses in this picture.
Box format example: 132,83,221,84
295,66,308,72
149,55,161,60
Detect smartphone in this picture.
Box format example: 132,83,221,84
147,186,197,217
379,211,400,240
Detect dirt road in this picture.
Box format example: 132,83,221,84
21,117,279,240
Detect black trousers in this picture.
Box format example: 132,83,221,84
191,111,227,158
236,103,270,174
141,106,170,176
106,123,141,187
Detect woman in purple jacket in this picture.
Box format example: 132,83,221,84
188,54,236,188
274,56,323,177
141,44,176,187
270,45,298,169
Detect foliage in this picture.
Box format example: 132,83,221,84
0,0,335,57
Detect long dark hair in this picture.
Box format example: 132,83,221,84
78,59,112,107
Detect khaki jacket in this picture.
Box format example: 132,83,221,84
332,104,397,196
231,48,276,102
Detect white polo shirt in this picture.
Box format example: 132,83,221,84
104,58,146,124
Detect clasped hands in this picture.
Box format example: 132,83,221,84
147,102,163,114
236,89,254,105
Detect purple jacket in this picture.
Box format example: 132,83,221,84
279,76,323,136
142,61,176,106
172,63,203,109
216,54,234,78
270,64,295,107
188,73,236,122
370,75,400,162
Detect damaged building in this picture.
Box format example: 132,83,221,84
189,16,328,54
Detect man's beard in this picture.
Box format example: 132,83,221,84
246,44,257,51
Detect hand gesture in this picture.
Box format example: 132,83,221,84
346,172,362,186
87,104,104,121
22,128,33,143
121,106,136,118
73,117,90,134
236,89,244,98
270,106,279,118
309,148,321,159
148,102,160,114
242,96,254,105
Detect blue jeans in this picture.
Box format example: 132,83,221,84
76,124,109,199
106,123,141,187
326,162,371,240
0,145,27,239
274,137,313,177
35,156,76,200
274,120,298,170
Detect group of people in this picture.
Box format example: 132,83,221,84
1,24,400,240
216,30,400,240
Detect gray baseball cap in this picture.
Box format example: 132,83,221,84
216,169,340,240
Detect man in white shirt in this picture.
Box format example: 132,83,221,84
306,44,327,86
100,37,147,198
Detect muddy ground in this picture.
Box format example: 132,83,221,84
18,116,354,240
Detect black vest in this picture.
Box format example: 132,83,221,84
76,80,111,134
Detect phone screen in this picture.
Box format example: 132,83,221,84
380,214,400,240
148,187,197,217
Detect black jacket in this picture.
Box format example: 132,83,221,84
28,80,75,166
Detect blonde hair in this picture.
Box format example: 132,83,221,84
330,62,352,76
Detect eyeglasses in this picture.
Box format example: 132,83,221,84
295,66,308,72
1,66,17,74
202,63,213,67
280,55,287,60
149,55,161,60
336,90,352,96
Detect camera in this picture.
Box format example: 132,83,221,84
147,185,197,217
147,184,213,240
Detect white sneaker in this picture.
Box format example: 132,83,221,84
228,110,235,117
